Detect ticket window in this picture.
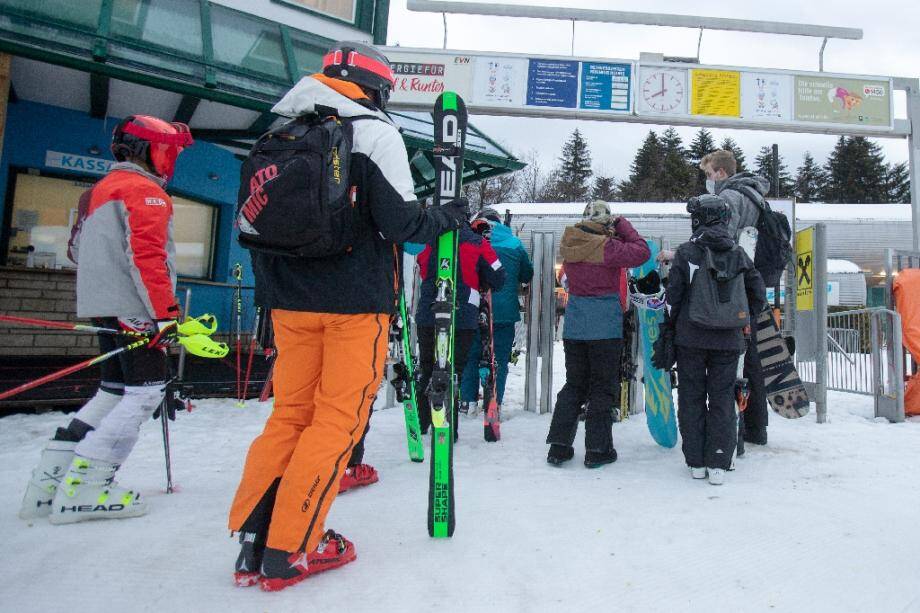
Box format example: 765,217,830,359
4,172,216,279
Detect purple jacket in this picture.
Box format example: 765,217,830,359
562,217,650,297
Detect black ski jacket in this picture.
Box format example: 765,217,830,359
666,224,767,352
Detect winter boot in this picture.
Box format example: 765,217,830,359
339,464,378,493
689,466,707,479
259,529,356,592
234,531,266,587
19,440,76,519
546,444,574,466
708,468,725,486
584,448,617,469
48,456,147,524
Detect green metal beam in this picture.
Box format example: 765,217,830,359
173,95,201,124
89,72,109,118
199,0,217,88
93,0,114,62
373,0,391,45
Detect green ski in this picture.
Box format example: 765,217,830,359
427,91,467,538
390,283,424,462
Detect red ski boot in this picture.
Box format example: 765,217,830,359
338,464,378,493
259,530,356,592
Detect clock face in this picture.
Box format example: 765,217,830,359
640,69,687,114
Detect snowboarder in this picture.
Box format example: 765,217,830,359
460,207,532,415
228,41,470,592
18,114,194,523
660,195,766,485
415,219,505,439
545,201,649,468
699,150,773,446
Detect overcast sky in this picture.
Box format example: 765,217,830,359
385,0,918,183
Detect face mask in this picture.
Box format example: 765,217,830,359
705,179,716,194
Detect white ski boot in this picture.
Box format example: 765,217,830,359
19,440,77,519
49,456,147,524
689,466,707,480
708,468,725,486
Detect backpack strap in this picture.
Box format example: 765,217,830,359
736,184,771,215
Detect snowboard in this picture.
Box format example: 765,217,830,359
754,307,810,418
630,240,678,448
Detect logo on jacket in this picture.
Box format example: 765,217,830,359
145,197,167,207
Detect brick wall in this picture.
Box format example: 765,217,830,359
0,267,98,356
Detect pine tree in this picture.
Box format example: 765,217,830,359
547,128,593,201
793,152,826,203
822,136,889,203
659,127,695,201
885,161,911,204
591,173,618,201
618,130,665,201
754,145,793,197
687,128,717,195
719,137,747,173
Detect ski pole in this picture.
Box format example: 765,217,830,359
0,338,149,401
0,313,219,338
259,351,275,402
240,307,261,407
232,263,243,404
0,334,229,401
160,389,174,494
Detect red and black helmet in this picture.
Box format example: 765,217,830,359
111,115,194,182
322,41,396,109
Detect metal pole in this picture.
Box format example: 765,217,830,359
885,248,894,310
524,232,544,412
570,19,575,56
818,36,828,72
906,82,920,251
539,232,556,414
176,287,192,380
815,223,828,423
891,311,906,422
771,143,780,197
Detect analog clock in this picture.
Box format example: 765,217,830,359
639,69,687,114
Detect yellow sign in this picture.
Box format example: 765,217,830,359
796,227,815,311
691,69,741,117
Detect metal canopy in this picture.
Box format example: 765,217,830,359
0,2,523,195
406,0,864,40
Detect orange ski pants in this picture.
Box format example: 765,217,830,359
228,310,388,553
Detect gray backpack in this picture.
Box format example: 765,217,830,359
688,247,749,330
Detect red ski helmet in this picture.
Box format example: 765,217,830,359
112,115,193,181
322,41,396,109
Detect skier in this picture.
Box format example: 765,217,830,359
545,201,649,468
228,42,470,592
18,115,193,523
460,207,532,414
699,150,773,446
415,219,505,439
659,195,766,485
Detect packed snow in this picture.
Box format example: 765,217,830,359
2,347,919,612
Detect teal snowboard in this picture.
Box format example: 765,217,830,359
629,240,678,448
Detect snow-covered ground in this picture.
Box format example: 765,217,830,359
2,349,920,613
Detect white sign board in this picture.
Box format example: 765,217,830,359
741,72,794,121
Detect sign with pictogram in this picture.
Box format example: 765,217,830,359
796,227,815,311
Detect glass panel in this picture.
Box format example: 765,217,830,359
108,41,206,81
5,174,91,269
289,31,326,77
0,14,97,55
171,195,215,279
110,0,202,57
279,0,355,22
0,0,102,29
210,6,287,80
5,173,215,278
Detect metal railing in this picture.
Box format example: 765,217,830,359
796,307,904,421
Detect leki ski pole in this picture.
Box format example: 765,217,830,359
240,306,261,407
0,313,219,337
232,263,243,404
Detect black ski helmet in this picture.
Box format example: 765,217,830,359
322,41,396,109
686,194,730,231
475,207,502,224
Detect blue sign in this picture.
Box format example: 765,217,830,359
526,59,579,108
580,62,631,112
45,150,114,175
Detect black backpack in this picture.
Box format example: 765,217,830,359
738,185,793,286
688,247,750,330
236,114,365,258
